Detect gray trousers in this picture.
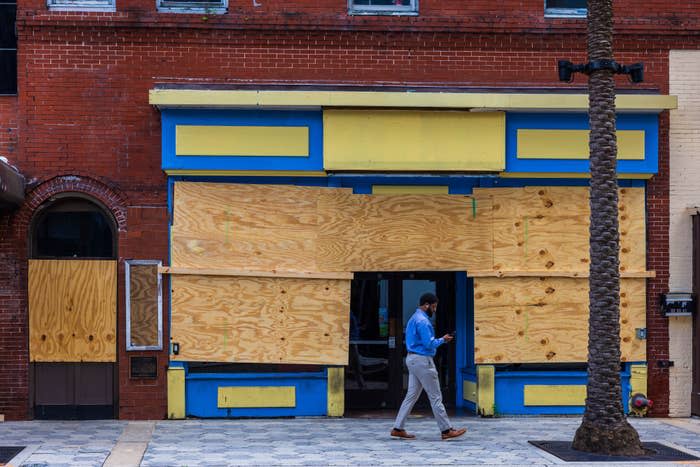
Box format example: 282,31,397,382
393,353,451,432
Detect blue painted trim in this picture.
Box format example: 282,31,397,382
185,372,328,417
167,177,175,359
505,113,659,175
186,372,326,381
489,177,645,188
454,272,467,408
493,368,633,415
465,277,475,370
161,109,323,172
168,174,649,192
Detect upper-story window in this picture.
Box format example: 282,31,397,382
545,0,586,18
0,0,16,95
157,0,227,14
47,0,115,11
349,0,418,15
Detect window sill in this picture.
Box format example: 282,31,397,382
544,8,586,18
157,6,227,14
348,10,419,16
47,4,116,11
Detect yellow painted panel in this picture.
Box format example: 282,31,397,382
327,367,344,416
477,365,495,416
630,364,648,396
167,367,185,419
324,110,505,171
176,125,309,157
517,129,645,160
372,185,449,195
150,89,678,112
217,386,296,408
524,385,587,406
463,380,477,404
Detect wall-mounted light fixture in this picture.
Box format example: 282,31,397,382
558,59,644,83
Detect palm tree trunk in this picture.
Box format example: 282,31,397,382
571,0,646,456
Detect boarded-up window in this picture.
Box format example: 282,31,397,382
126,260,162,350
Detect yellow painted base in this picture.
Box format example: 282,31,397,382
523,385,586,406
463,380,477,404
477,365,495,416
327,367,344,417
217,386,296,408
167,367,186,419
630,364,648,396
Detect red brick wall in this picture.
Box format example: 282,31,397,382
1,1,696,418
646,111,671,417
15,1,700,33
0,97,18,158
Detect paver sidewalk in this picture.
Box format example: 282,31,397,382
1,416,699,466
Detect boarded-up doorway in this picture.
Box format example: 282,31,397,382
28,196,117,419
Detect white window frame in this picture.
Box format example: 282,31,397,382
348,0,418,16
47,0,116,12
157,0,227,14
125,259,163,352
544,0,586,18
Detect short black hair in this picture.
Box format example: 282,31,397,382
419,293,438,306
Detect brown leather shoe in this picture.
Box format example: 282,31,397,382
390,428,416,440
441,427,467,440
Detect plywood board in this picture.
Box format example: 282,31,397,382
316,190,493,272
473,186,646,274
29,260,117,362
170,275,350,365
474,277,645,363
172,182,330,272
618,187,646,273
128,263,160,348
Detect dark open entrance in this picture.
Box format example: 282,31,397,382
29,195,117,420
345,272,456,411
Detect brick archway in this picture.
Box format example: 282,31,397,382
0,175,127,420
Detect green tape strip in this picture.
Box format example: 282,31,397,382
472,198,477,219
524,216,529,258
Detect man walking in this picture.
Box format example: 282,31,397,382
390,293,467,441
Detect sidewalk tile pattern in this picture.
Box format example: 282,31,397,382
1,417,699,466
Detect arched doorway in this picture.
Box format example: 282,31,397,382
28,194,118,419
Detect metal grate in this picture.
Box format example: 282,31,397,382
529,441,700,462
0,446,25,464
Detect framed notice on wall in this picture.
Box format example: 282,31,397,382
125,260,163,351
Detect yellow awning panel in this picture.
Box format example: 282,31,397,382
323,110,505,171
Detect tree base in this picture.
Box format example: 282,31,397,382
572,419,648,456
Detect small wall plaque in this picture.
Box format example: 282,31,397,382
130,356,157,379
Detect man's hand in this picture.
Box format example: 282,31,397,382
442,334,454,343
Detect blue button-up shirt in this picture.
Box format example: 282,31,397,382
405,308,444,357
